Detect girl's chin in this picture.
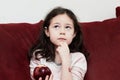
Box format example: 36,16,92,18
52,41,69,46
57,42,68,45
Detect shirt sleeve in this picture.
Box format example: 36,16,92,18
71,52,87,80
29,59,41,80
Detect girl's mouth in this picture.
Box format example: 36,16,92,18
58,38,66,41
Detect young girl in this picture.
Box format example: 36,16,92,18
29,7,88,80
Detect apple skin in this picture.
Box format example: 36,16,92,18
33,66,51,80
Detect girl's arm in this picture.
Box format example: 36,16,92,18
61,55,72,80
56,42,87,80
56,42,72,80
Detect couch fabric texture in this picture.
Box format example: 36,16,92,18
0,6,120,80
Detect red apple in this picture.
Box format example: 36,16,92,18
33,65,51,80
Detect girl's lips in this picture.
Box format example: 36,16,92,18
58,38,66,41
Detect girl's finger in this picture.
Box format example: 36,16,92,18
45,75,49,80
39,77,42,80
49,74,53,80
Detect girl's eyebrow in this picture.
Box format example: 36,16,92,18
66,23,72,25
54,23,59,24
66,23,73,26
51,22,60,25
51,22,73,26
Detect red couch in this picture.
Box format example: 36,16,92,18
0,6,120,80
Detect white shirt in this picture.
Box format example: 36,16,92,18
30,52,87,80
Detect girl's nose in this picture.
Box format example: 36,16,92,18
60,32,65,35
60,28,65,35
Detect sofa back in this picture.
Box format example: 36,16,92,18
83,6,120,80
0,22,42,80
81,17,120,80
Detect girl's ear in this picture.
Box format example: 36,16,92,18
45,27,50,37
73,32,76,38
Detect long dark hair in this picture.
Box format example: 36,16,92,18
28,7,89,62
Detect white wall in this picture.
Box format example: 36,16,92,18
0,0,120,23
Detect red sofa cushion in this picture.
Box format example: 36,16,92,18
81,17,120,80
0,21,42,80
116,6,120,17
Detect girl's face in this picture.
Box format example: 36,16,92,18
45,14,76,46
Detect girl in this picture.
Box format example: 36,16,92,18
29,7,88,80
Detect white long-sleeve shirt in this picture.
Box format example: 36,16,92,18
30,52,87,80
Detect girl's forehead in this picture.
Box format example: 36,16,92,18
50,14,73,25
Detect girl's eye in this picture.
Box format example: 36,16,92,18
65,26,71,30
53,25,60,29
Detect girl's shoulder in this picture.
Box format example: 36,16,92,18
71,52,87,67
30,57,47,68
32,49,43,60
71,52,85,59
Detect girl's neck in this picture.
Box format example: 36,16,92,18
55,52,62,65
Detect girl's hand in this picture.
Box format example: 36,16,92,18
56,42,72,80
56,42,70,60
39,74,53,80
